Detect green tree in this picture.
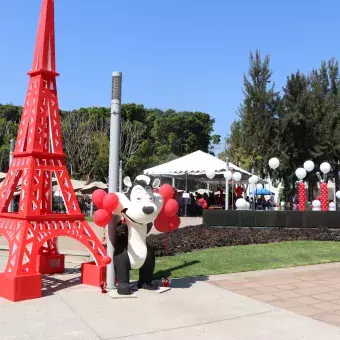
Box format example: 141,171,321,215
228,51,279,176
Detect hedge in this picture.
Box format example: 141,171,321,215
147,225,340,257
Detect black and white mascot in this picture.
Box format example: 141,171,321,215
113,175,164,295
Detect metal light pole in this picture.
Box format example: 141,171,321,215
119,160,123,193
106,71,122,290
8,139,14,212
225,156,229,210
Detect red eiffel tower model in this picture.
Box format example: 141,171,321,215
0,0,110,302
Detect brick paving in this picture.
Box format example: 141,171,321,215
209,263,340,328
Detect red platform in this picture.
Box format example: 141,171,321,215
0,0,110,302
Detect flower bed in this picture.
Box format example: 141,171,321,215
147,225,340,257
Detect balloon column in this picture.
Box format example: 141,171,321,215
320,182,328,211
320,162,331,212
295,168,307,211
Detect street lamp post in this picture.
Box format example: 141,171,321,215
106,72,122,290
225,156,229,210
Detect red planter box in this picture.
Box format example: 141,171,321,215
81,261,106,287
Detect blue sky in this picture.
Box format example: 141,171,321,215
0,0,339,152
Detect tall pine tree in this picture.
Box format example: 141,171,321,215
238,51,279,176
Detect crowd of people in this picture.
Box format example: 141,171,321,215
174,184,276,216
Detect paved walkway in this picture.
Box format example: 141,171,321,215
1,256,340,339
209,262,340,328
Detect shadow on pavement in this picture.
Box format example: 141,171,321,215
152,260,209,289
42,267,82,296
153,260,200,279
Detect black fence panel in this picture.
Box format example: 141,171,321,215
203,210,340,229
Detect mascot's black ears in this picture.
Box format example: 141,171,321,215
123,176,160,189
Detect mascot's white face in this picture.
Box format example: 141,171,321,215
116,175,164,226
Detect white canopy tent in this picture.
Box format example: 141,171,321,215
144,151,252,215
144,150,251,180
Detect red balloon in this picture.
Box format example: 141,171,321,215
102,255,112,265
169,215,180,231
93,209,111,227
163,199,179,217
159,184,174,201
92,189,107,209
203,203,208,209
103,193,119,213
154,213,170,232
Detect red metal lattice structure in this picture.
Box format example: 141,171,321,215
0,0,110,302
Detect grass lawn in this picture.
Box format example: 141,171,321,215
132,241,340,280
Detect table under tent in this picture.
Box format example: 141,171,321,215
143,150,253,216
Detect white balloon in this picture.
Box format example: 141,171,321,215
232,172,242,182
295,167,307,180
248,176,256,184
246,202,250,210
329,202,336,208
252,175,259,183
320,162,331,174
256,183,263,190
336,191,340,199
303,160,314,172
206,168,215,179
236,198,247,210
224,170,232,180
269,157,280,170
312,200,321,208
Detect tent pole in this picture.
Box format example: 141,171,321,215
185,173,188,217
172,177,175,187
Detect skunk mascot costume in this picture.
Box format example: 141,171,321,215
113,175,164,295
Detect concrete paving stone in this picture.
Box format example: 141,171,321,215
314,313,340,327
231,288,257,296
292,281,319,288
260,278,300,286
270,300,303,309
331,299,340,306
252,286,282,294
209,280,248,290
248,294,278,302
107,309,340,340
329,291,340,297
275,284,299,290
312,293,339,302
293,296,321,305
56,280,277,340
273,291,301,300
242,282,265,288
294,286,335,296
310,302,340,313
0,294,99,340
331,284,340,289
287,306,321,317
